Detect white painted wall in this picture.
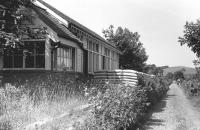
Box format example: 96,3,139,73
45,38,51,70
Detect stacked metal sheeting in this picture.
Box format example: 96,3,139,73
93,69,146,86
93,69,155,86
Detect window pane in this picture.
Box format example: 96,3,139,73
25,42,34,54
112,51,114,59
96,44,99,52
88,52,93,72
64,49,66,58
107,50,110,57
93,53,96,71
25,41,34,68
69,59,72,70
96,54,99,71
60,48,63,57
14,49,23,55
64,58,67,66
104,48,107,56
57,48,60,56
4,55,12,68
36,55,45,68
89,42,92,50
61,57,64,68
36,42,45,54
25,56,34,68
108,58,110,70
66,48,69,58
57,57,61,69
102,56,105,70
14,56,23,68
93,43,95,51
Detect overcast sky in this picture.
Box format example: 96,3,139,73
43,0,200,67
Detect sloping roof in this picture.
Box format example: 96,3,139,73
37,0,118,50
31,3,84,48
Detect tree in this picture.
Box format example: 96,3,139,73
0,0,46,55
143,64,157,74
174,70,184,80
193,59,200,78
143,64,164,76
103,25,148,72
165,72,174,80
179,20,200,57
179,20,200,78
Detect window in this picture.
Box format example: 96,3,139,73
56,47,74,71
96,54,99,71
102,56,105,70
86,36,119,72
95,44,99,52
88,51,93,72
3,40,45,69
89,41,93,50
111,51,114,69
25,41,45,68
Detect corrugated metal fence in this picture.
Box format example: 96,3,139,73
93,69,154,86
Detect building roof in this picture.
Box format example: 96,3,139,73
36,0,119,51
31,3,84,49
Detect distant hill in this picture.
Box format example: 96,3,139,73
163,66,196,76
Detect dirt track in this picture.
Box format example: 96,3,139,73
142,83,200,130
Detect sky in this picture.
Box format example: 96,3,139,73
43,0,200,67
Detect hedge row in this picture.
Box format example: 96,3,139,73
74,75,170,129
181,79,200,96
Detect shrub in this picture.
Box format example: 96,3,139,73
75,75,169,129
181,78,200,96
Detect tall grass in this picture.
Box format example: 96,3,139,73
0,74,88,130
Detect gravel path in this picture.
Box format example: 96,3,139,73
142,83,200,130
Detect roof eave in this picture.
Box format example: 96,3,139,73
31,4,84,50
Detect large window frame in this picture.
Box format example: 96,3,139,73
69,24,119,73
3,39,45,70
54,46,75,71
87,41,119,73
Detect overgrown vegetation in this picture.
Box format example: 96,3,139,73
74,75,170,130
0,74,87,129
181,77,200,97
178,19,200,109
0,73,172,130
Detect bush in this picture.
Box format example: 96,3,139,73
75,75,169,129
182,78,200,96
